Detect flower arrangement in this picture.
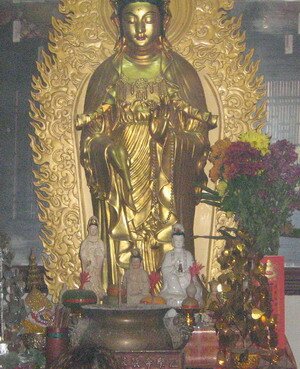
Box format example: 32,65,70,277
200,131,300,255
189,262,204,280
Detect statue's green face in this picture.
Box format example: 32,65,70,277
122,2,161,50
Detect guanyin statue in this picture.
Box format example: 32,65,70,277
76,0,216,284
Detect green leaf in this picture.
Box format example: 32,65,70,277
195,183,219,195
194,235,227,240
198,192,222,201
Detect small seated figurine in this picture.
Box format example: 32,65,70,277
123,249,149,306
80,216,105,302
160,224,202,307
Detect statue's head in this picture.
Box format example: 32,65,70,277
129,248,143,268
172,223,185,249
87,216,98,236
110,0,171,50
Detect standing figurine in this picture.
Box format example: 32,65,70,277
123,249,149,305
160,224,203,307
80,216,105,302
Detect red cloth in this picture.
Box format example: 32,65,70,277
184,326,218,368
261,256,285,349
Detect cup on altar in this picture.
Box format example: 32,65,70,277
45,326,69,368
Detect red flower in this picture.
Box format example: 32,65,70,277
189,262,204,278
222,142,265,180
79,271,91,289
149,271,161,295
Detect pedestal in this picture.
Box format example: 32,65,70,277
184,326,218,368
115,350,185,369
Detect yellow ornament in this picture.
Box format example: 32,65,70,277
251,308,264,320
260,315,267,324
25,287,52,312
236,243,245,253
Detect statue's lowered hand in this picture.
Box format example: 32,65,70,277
75,114,92,130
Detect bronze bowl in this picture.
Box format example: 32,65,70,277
81,305,174,351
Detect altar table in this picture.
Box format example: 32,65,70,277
184,325,218,368
113,327,297,369
115,350,185,369
184,326,297,369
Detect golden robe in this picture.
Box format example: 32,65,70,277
80,50,214,283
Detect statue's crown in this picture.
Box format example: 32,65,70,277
172,223,185,237
110,0,170,14
88,216,98,228
130,248,143,260
173,230,185,236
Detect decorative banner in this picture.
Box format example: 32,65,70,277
261,255,285,350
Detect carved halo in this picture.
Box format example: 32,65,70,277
31,0,266,301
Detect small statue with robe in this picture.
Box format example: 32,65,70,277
123,249,149,305
80,216,105,302
160,223,203,307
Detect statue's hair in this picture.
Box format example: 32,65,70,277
110,0,171,36
130,247,143,261
115,0,168,14
87,215,98,229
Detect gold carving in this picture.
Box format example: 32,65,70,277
30,0,266,300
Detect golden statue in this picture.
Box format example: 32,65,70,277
30,0,266,301
76,0,216,284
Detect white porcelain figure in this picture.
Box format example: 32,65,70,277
80,216,105,302
160,224,202,307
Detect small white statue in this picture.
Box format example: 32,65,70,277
80,216,105,302
123,249,149,306
160,223,202,307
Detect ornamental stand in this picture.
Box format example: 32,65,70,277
184,326,218,369
115,350,185,369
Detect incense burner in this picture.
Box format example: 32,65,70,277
81,305,177,351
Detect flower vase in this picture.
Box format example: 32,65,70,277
182,279,199,327
186,280,197,299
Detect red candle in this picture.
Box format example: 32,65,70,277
45,327,69,368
